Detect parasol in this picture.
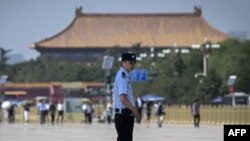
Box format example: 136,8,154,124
141,94,164,102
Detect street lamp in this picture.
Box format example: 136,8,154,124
102,55,114,104
192,42,220,78
227,75,237,94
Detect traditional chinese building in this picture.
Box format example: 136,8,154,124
30,6,229,61
1,82,105,102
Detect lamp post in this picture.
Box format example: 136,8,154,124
102,55,114,104
192,42,220,78
227,75,237,94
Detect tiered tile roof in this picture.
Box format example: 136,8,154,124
31,6,229,50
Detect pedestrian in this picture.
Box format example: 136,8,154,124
156,102,165,128
82,102,88,123
105,103,112,124
23,103,30,123
191,98,200,128
113,52,139,141
135,96,143,124
56,100,64,124
37,99,46,125
49,101,56,125
145,101,153,128
0,101,2,122
7,104,15,123
45,100,50,123
86,103,94,124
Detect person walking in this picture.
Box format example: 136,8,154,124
44,101,50,123
7,104,15,123
49,101,56,125
135,96,143,124
156,102,165,128
191,98,200,128
37,100,46,125
23,103,30,123
56,100,64,124
105,103,112,124
145,101,153,128
86,103,94,124
0,101,2,123
82,102,88,123
113,52,139,141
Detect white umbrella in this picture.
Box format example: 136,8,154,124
1,101,11,109
141,94,165,102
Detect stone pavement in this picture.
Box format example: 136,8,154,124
0,122,223,141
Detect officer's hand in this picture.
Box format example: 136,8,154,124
132,108,139,119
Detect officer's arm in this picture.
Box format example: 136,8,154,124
120,94,138,117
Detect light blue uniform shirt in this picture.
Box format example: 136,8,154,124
113,67,135,109
37,102,46,111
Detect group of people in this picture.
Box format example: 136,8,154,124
135,97,165,128
1,52,200,141
136,97,200,128
82,101,94,124
0,99,65,125
0,100,17,123
36,100,64,125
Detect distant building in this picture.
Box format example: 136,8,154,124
30,6,229,61
2,82,105,102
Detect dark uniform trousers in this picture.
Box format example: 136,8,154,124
115,113,134,141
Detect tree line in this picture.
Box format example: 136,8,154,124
0,39,249,104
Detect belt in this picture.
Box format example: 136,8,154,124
115,108,133,116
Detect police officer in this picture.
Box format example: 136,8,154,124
113,52,139,141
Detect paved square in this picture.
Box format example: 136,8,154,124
0,123,223,141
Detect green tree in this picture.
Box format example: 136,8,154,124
209,39,250,93
0,47,11,68
4,38,250,104
0,47,12,78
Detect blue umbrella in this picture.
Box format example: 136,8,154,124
141,94,164,102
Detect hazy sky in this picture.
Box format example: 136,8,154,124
0,0,250,60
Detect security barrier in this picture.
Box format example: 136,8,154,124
164,105,250,125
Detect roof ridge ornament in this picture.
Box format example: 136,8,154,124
194,5,202,16
75,6,83,17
